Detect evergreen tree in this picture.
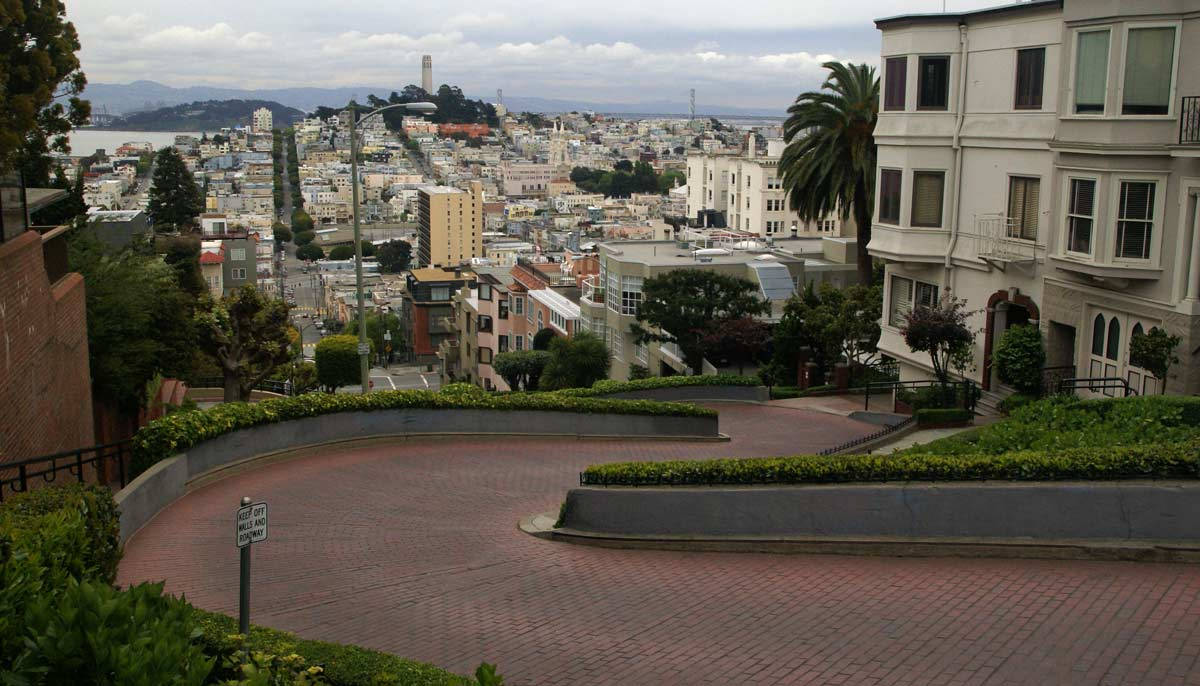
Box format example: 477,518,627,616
148,147,202,231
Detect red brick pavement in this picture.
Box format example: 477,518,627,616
118,404,1200,685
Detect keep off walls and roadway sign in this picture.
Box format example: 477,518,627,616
235,497,267,634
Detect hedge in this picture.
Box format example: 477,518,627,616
914,408,973,426
769,384,837,400
192,608,469,686
131,387,716,478
580,439,1200,486
0,483,122,584
554,374,759,397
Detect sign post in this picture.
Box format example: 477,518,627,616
236,496,268,635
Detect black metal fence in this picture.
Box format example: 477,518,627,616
190,378,293,395
862,379,979,413
817,415,917,456
0,441,132,502
847,357,899,389
1056,376,1137,397
1181,96,1200,145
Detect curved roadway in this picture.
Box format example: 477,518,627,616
118,404,1200,686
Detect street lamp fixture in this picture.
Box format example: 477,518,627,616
346,100,437,393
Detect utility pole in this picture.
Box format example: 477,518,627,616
349,103,370,394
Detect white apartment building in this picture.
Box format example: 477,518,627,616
252,107,273,134
686,139,853,238
501,162,553,197
871,0,1200,397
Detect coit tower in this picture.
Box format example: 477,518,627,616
421,55,433,93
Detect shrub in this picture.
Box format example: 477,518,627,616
10,580,213,686
580,438,1200,487
628,364,651,381
192,608,470,686
555,374,757,397
0,482,122,584
997,392,1037,415
315,335,361,392
914,408,972,426
531,328,556,351
130,388,717,477
897,383,979,411
770,384,836,400
493,350,551,391
992,325,1045,395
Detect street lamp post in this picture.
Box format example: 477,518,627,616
347,100,436,393
383,330,392,369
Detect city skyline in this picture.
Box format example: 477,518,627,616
68,0,1004,110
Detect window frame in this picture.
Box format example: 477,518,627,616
884,56,908,111
1064,175,1100,258
909,170,946,228
1116,21,1181,119
1069,27,1112,117
1110,175,1164,265
1006,175,1041,242
1013,47,1046,111
878,168,902,225
916,55,951,111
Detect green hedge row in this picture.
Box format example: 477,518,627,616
914,408,973,426
554,374,758,397
132,387,716,478
769,384,837,400
192,608,469,686
580,439,1200,486
0,482,122,584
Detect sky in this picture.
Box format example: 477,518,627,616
67,0,1008,110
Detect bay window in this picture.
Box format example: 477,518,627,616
1122,27,1176,115
910,171,944,228
1115,181,1155,260
1067,178,1096,255
917,56,949,110
1074,30,1109,114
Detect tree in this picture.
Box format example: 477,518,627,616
273,224,292,244
161,235,207,299
345,312,403,363
538,332,611,390
774,282,882,378
68,230,196,415
147,147,202,230
493,350,551,391
291,209,314,233
700,316,771,374
614,159,634,173
0,0,90,172
634,270,769,375
296,244,324,261
328,245,354,261
780,62,878,285
900,291,975,384
194,285,293,403
294,230,315,246
532,328,557,351
1130,327,1181,394
376,239,413,273
315,335,360,392
992,324,1046,395
757,360,786,395
271,360,318,395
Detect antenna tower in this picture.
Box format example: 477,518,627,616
689,89,696,120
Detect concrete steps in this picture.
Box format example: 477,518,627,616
976,386,1015,417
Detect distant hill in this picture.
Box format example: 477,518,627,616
83,81,784,119
102,99,305,131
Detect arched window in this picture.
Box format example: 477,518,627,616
1131,322,1144,344
1092,314,1105,356
1106,317,1121,361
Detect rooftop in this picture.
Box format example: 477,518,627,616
875,0,1061,28
409,267,466,283
419,185,466,195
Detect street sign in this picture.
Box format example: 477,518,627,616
236,501,268,548
357,343,370,356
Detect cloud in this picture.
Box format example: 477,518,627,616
442,12,510,30
138,23,273,52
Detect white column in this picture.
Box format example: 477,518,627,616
1188,193,1200,302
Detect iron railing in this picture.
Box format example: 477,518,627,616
1041,365,1076,395
0,440,132,502
1056,376,1137,397
973,214,1039,264
847,357,899,389
190,378,293,395
817,415,917,456
1181,96,1200,145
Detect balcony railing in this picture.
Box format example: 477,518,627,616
1181,96,1200,145
973,214,1040,268
581,275,605,305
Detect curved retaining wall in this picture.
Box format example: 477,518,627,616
116,408,718,543
599,385,767,402
560,481,1200,544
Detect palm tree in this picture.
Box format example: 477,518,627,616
780,62,879,285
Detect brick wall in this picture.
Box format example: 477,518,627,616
0,231,95,463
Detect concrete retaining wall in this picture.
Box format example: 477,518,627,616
601,385,767,403
561,481,1200,543
115,408,717,543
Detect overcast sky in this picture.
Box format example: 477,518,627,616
67,0,1005,110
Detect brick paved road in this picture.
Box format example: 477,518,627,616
118,404,1200,685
